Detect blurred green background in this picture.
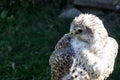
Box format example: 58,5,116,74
0,0,120,80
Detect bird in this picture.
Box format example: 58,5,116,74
49,14,119,80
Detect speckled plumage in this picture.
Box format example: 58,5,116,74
49,34,75,80
49,14,119,80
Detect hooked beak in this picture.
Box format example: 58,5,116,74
69,31,75,37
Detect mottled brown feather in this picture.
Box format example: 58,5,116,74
49,34,75,80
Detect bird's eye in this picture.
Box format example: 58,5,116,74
76,29,83,34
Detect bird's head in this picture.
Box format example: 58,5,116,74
69,14,108,44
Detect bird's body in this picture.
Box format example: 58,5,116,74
49,14,118,80
69,36,118,80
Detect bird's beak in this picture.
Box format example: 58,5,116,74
69,31,75,37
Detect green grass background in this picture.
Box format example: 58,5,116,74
0,1,120,80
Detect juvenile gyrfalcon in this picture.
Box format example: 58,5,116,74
49,14,119,80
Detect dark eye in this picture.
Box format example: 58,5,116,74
76,29,83,34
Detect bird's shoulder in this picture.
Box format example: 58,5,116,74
108,37,119,49
105,37,119,56
55,34,71,50
49,34,75,66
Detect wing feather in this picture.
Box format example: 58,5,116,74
49,34,75,80
103,37,119,78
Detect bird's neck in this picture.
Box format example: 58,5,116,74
71,37,107,54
